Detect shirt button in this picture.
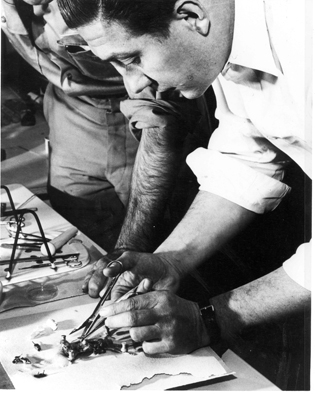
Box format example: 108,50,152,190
1,16,6,23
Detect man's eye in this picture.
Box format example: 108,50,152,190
124,57,141,67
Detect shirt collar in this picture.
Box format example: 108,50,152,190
224,0,281,77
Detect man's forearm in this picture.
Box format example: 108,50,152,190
115,126,187,252
211,266,311,342
155,190,256,275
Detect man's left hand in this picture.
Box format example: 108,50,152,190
100,290,210,354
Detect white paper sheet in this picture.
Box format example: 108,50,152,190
0,302,233,390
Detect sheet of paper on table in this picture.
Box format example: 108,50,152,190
0,302,234,390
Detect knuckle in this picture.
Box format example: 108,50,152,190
154,291,172,311
127,296,137,310
125,312,137,327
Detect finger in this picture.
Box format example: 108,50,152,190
88,271,107,298
102,252,138,277
104,309,157,329
142,339,170,355
99,293,156,318
86,257,109,298
129,325,160,343
117,285,142,302
82,269,94,293
102,260,124,278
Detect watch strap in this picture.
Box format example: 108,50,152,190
199,302,221,345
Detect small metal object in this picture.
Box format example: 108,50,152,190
9,215,26,225
65,256,82,268
1,202,6,216
0,243,41,251
6,228,50,242
5,218,26,233
69,260,124,339
32,341,41,351
12,355,31,364
0,253,80,266
34,370,47,378
60,333,132,362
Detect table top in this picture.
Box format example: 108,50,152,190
0,184,280,391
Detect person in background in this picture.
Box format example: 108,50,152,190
57,0,311,389
1,0,211,253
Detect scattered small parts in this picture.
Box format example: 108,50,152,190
60,329,141,363
32,341,42,351
12,355,31,364
34,370,47,379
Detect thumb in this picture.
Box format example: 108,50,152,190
102,252,138,278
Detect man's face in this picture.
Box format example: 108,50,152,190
77,19,222,99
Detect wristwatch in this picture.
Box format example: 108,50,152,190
199,302,221,345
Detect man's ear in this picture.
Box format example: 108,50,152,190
174,0,210,36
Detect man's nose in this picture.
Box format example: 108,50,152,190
125,69,153,94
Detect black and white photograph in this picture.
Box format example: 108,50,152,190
0,0,312,390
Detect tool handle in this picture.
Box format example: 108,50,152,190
40,226,78,256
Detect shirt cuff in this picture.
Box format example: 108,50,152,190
187,148,291,214
283,242,312,291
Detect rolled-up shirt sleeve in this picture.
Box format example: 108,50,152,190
283,241,312,291
187,77,292,214
187,149,291,214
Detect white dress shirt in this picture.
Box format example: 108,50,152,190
187,0,312,290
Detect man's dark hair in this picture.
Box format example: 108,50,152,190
57,0,177,38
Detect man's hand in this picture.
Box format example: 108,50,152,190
100,290,210,354
83,251,181,299
102,251,182,301
82,249,127,298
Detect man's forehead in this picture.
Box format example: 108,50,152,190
78,20,130,45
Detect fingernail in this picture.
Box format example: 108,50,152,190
107,261,120,268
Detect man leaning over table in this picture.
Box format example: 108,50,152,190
57,0,312,374
1,0,210,254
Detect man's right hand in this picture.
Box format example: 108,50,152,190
83,251,182,300
82,250,126,298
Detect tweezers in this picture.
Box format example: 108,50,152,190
69,265,122,341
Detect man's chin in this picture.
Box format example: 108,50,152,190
179,89,204,100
